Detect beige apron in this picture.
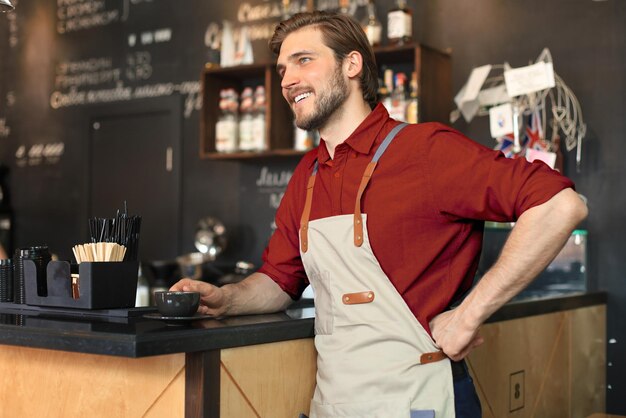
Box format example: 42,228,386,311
299,124,456,418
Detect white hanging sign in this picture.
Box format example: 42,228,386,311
454,64,492,122
504,61,555,97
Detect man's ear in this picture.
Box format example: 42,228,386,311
344,51,363,79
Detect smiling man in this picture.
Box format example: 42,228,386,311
171,11,587,417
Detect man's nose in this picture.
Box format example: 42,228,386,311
281,67,298,90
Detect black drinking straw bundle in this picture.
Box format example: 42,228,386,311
88,202,141,262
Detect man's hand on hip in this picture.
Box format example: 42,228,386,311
429,308,484,361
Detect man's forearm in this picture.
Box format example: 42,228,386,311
461,188,588,327
221,272,294,316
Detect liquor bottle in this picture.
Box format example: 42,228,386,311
361,0,382,47
238,87,255,151
251,86,267,151
135,265,150,307
281,0,291,20
215,88,239,152
387,0,413,46
381,68,394,114
0,164,12,259
389,72,407,122
339,0,351,15
294,124,314,151
406,71,419,124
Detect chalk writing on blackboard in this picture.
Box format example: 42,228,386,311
255,166,292,188
6,2,18,47
314,0,369,13
57,0,122,34
50,51,201,117
55,57,121,90
127,28,172,48
255,166,292,211
50,80,201,117
15,142,65,168
0,119,9,139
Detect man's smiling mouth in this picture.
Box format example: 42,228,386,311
294,92,312,103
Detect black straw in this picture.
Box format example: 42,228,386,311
88,202,141,261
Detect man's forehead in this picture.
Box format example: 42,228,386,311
278,26,325,56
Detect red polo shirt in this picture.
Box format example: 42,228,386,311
258,104,574,332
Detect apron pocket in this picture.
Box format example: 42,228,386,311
310,396,410,418
310,271,334,335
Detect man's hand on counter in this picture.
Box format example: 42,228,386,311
170,272,293,317
169,278,230,317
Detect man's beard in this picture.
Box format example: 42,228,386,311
295,64,349,132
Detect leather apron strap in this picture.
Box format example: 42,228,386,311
300,163,318,253
300,123,409,251
354,123,407,246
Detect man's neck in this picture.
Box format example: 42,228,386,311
320,97,372,159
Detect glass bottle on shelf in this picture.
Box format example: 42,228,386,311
339,0,351,15
387,0,413,46
215,88,239,152
238,87,255,151
251,85,267,151
361,0,382,47
389,72,407,122
381,68,394,114
406,71,419,124
294,123,314,151
281,0,291,20
135,265,150,307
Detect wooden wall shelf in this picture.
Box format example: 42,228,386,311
199,44,451,160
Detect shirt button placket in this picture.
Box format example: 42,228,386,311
331,147,347,215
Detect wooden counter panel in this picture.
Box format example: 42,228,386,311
0,346,185,418
146,366,186,418
220,338,317,418
467,305,606,418
572,305,607,416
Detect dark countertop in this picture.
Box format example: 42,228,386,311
0,292,605,358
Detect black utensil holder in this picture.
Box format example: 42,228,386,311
24,260,139,309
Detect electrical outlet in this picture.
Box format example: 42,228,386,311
509,370,525,412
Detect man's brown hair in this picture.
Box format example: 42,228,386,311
269,11,379,109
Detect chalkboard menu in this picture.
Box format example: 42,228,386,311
0,0,398,264
0,0,310,263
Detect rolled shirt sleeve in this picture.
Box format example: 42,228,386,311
423,124,574,222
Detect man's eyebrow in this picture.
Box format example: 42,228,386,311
276,50,316,71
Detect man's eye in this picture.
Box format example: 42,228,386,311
299,57,311,64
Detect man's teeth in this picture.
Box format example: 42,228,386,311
294,92,312,103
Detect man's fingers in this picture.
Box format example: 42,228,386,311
449,334,484,361
169,278,195,291
471,335,484,348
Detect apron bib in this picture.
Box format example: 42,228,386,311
299,124,456,418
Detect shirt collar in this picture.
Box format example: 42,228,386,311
315,104,389,165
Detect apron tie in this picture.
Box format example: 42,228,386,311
300,165,317,253
353,162,377,246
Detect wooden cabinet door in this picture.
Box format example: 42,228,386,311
89,98,182,261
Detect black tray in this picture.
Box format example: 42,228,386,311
0,301,155,319
24,260,139,310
